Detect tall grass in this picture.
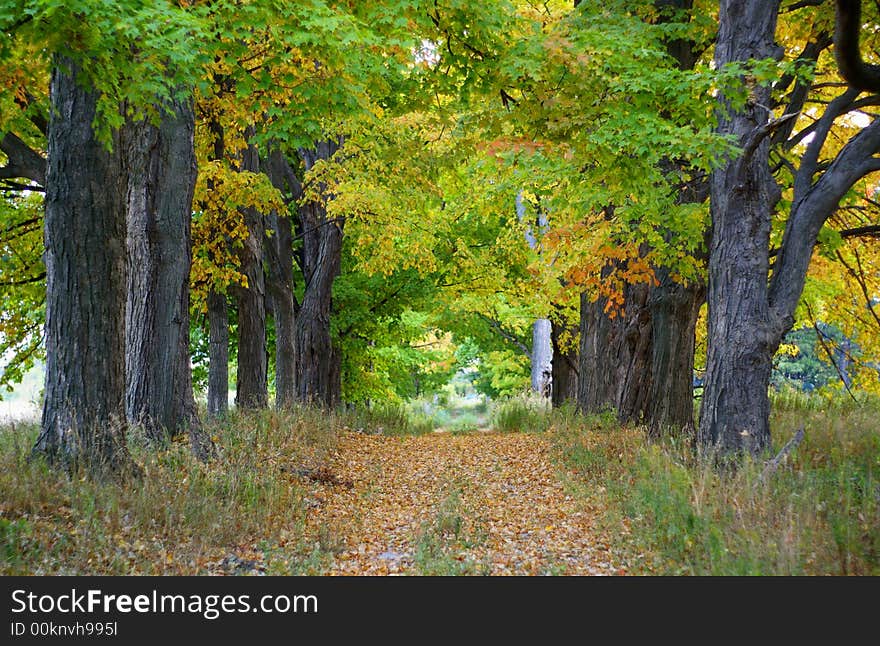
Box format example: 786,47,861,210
551,400,880,575
492,393,554,433
340,401,435,436
0,407,342,575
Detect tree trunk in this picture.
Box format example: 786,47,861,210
577,282,652,423
530,319,552,397
550,316,578,407
207,289,229,417
295,140,343,407
263,149,301,409
234,142,268,410
648,270,704,437
33,59,132,472
124,97,203,456
577,292,618,414
698,0,782,456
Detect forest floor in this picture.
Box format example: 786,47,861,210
300,429,623,575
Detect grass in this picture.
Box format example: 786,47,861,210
4,389,876,576
492,393,556,433
548,395,880,575
342,401,435,437
412,482,489,575
0,407,342,575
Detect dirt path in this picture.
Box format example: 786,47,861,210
302,430,621,575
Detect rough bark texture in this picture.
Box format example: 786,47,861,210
574,0,706,432
33,60,131,472
295,140,343,407
648,269,704,437
550,317,578,407
123,98,203,455
207,289,229,417
234,142,268,410
698,1,782,455
263,149,301,409
577,282,652,424
530,319,552,397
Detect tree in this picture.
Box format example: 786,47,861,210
3,0,206,471
698,0,880,455
33,57,131,471
123,94,210,457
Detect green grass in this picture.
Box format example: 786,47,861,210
492,393,555,433
549,398,880,575
0,407,342,575
341,401,435,436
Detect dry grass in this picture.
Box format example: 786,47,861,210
0,407,342,575
550,398,879,575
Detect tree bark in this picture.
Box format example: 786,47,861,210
123,97,204,457
207,289,229,417
263,149,301,409
577,282,652,424
648,270,704,437
295,140,343,407
530,319,552,397
33,59,132,473
234,141,268,410
698,0,782,456
550,315,578,407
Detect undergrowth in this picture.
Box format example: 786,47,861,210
548,395,880,575
0,407,342,575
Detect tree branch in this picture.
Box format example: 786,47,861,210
738,113,799,180
0,132,46,186
806,302,859,402
794,87,859,203
834,0,880,93
759,427,805,483
769,118,880,326
477,313,530,357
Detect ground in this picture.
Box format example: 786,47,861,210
300,429,622,575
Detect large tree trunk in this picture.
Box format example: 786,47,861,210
530,319,552,397
577,293,618,414
577,282,652,423
648,270,704,437
234,142,268,410
207,289,229,417
550,315,578,407
698,0,782,456
33,59,132,472
124,97,204,456
295,140,343,407
263,149,301,409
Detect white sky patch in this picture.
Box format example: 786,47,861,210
414,39,439,67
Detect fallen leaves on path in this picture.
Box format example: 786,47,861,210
301,430,622,575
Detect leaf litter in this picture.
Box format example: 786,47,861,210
301,430,622,575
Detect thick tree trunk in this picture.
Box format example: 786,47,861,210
234,142,268,410
33,59,132,472
577,282,652,423
577,292,618,414
698,0,782,456
295,140,343,407
550,317,578,407
124,97,202,453
615,283,653,423
207,289,229,417
530,319,552,397
263,150,301,409
648,270,704,437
